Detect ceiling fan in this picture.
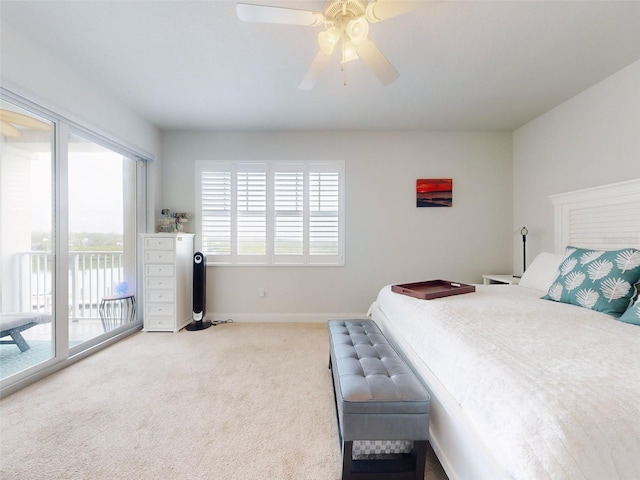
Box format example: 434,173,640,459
236,0,416,89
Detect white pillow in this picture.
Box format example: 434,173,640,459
518,252,564,292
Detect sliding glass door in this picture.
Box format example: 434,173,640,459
0,95,146,388
67,133,138,349
0,102,55,380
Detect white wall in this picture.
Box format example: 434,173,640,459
162,130,513,321
513,60,640,270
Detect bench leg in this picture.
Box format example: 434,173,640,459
340,440,427,480
342,440,354,480
413,440,427,480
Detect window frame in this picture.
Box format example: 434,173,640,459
195,160,345,266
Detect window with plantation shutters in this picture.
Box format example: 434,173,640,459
196,161,344,266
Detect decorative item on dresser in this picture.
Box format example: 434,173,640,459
140,233,195,332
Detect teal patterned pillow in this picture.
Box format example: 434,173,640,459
619,299,640,326
543,246,640,318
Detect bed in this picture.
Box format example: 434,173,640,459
369,179,640,480
0,313,52,352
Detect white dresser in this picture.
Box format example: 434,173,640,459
140,233,195,332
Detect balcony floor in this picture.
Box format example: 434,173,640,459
1,319,107,380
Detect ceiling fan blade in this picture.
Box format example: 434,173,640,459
299,50,332,90
355,38,399,85
236,3,324,26
366,0,418,23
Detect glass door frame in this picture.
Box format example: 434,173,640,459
0,89,149,396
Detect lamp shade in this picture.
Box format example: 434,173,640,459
346,17,369,45
318,26,340,55
341,41,359,64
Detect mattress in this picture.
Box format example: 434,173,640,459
374,284,640,479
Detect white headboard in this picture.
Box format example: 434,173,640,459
550,179,640,253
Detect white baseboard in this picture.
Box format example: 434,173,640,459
205,313,369,323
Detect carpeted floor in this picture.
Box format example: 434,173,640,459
0,322,448,480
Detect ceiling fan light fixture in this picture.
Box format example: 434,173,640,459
318,26,340,55
346,17,369,45
341,41,359,64
236,0,407,89
365,1,380,23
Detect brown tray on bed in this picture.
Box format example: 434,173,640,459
391,279,476,300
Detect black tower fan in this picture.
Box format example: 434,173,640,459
187,251,212,331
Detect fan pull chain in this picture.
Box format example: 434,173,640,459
342,64,347,87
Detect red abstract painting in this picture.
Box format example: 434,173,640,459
416,179,452,207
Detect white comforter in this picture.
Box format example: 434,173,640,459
374,284,640,480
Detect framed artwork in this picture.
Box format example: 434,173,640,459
416,178,452,207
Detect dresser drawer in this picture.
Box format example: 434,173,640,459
146,277,173,289
144,237,174,250
147,304,175,316
145,250,175,263
146,290,174,303
145,264,175,277
145,316,174,330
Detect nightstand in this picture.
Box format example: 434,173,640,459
482,274,520,285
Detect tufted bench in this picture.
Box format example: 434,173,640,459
328,319,431,480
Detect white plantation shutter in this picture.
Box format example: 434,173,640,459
237,170,266,256
200,168,232,256
196,161,343,265
310,171,340,257
274,170,304,256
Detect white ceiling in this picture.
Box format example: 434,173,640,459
2,0,640,132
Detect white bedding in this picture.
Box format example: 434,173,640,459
373,284,640,480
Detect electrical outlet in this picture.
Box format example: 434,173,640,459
258,287,266,298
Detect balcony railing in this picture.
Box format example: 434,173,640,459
17,251,124,320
